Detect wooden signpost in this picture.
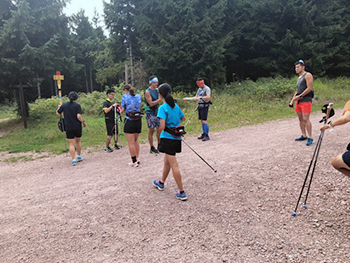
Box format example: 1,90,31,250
11,81,31,129
53,71,64,105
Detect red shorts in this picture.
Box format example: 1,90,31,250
295,102,312,113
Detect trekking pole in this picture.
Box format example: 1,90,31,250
302,103,333,209
182,138,217,173
184,105,199,127
114,106,118,147
292,102,333,217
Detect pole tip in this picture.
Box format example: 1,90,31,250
291,212,296,217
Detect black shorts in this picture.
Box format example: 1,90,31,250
342,151,350,168
124,118,142,134
106,121,117,136
198,106,209,121
158,138,182,156
66,129,82,139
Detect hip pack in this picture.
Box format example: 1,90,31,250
126,111,143,120
164,126,186,137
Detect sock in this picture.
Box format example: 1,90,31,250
159,180,164,185
132,156,137,163
204,124,209,135
180,190,185,194
202,123,205,134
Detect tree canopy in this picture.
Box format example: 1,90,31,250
0,0,350,103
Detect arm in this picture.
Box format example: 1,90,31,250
103,102,119,114
77,113,86,127
195,93,210,101
145,90,160,106
320,111,350,130
293,73,314,102
159,118,165,132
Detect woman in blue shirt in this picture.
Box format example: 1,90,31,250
153,83,187,201
120,84,142,167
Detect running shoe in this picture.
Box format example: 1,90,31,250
150,146,159,154
105,147,113,153
176,191,187,201
77,155,83,162
72,159,77,166
197,134,205,140
128,162,139,168
153,180,164,191
295,135,307,141
306,138,314,146
202,135,210,141
114,144,120,150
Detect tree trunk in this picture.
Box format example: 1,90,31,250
129,39,134,86
125,63,129,84
37,82,41,99
85,65,89,93
89,65,93,92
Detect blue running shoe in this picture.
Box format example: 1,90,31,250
153,180,164,191
176,191,187,201
72,159,77,166
295,135,307,141
77,155,83,162
306,138,314,146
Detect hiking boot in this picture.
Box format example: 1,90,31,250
306,138,314,146
202,135,210,141
77,155,83,162
72,159,77,166
114,144,120,150
153,180,164,191
197,134,205,140
295,135,307,141
176,191,187,201
150,146,159,154
105,147,113,153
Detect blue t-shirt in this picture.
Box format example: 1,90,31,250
157,103,184,141
121,94,142,120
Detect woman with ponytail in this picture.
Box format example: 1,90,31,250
56,91,86,166
152,83,187,201
120,84,142,167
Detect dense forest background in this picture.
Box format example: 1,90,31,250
1,0,349,104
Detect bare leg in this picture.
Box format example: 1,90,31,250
125,133,136,157
75,137,81,156
161,154,171,183
332,154,350,177
134,133,140,160
106,135,112,147
68,138,76,160
166,154,184,191
156,127,161,147
148,127,155,148
297,112,306,137
302,112,312,138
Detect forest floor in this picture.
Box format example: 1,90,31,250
0,111,349,262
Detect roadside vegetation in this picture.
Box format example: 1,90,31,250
0,77,349,157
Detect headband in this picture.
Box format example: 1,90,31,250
149,77,159,85
196,80,205,86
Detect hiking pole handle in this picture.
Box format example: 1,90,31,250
325,102,333,120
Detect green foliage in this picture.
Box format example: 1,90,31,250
1,77,350,156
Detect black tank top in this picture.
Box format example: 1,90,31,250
297,72,312,103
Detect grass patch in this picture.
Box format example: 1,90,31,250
0,76,349,155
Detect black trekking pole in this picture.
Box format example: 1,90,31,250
292,102,334,217
182,138,217,173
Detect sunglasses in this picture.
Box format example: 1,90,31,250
298,60,305,65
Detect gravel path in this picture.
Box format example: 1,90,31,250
1,110,349,262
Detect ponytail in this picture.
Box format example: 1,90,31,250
159,83,175,108
165,94,175,108
124,84,136,96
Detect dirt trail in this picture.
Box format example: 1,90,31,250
0,111,349,262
